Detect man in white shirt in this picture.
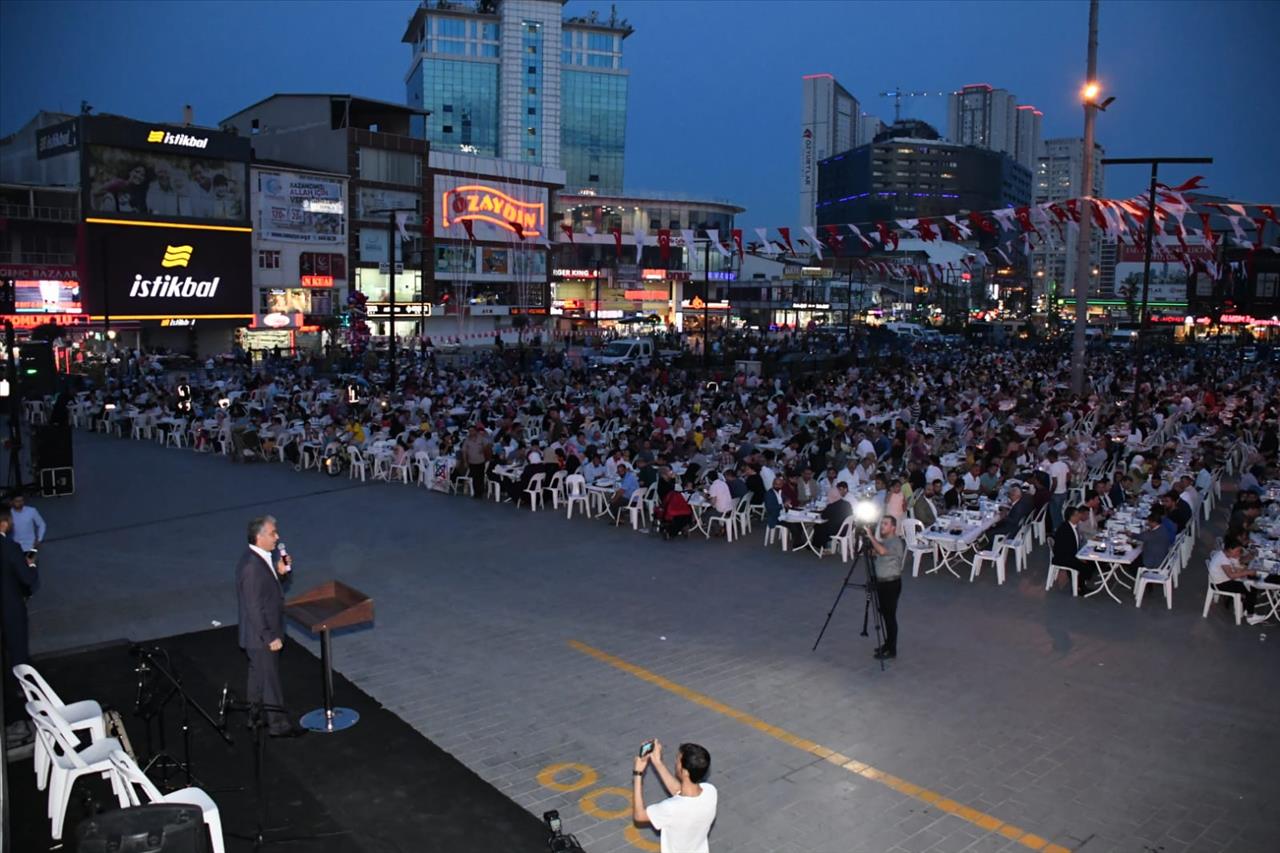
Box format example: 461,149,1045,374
1046,450,1070,530
9,494,46,553
835,459,860,491
633,741,717,853
707,472,734,514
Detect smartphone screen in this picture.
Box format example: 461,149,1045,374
639,740,655,758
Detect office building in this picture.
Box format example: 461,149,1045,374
816,120,1032,226
222,93,431,340
800,73,860,226
947,83,1042,173
401,0,631,192
1032,137,1105,301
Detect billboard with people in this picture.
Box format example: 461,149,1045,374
87,145,246,220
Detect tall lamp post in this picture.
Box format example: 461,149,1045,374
370,206,418,393
1099,156,1212,421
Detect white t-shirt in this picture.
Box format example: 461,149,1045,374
647,783,718,853
1048,461,1070,494
1207,550,1236,586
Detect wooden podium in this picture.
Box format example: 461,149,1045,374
285,581,374,733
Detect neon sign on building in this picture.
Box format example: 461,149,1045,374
441,184,546,238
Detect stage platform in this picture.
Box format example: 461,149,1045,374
8,626,549,852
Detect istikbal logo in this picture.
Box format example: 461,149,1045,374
130,245,220,299
146,129,209,149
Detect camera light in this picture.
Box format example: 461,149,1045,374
853,498,881,525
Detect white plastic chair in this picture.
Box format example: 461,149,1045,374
347,447,369,482
704,504,737,541
165,425,186,449
26,701,131,840
564,474,589,519
388,454,412,485
617,490,647,530
1202,581,1244,625
12,664,106,792
821,516,855,562
970,534,1007,584
764,524,790,551
1135,551,1175,610
110,752,226,853
524,473,546,511
414,452,432,487
900,518,935,578
1031,505,1049,546
547,470,568,509
1046,563,1080,596
1001,527,1030,575
731,494,753,538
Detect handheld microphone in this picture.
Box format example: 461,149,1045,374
218,683,230,727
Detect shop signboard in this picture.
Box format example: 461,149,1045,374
36,119,80,160
434,174,548,240
83,221,252,319
257,169,346,243
1114,240,1212,304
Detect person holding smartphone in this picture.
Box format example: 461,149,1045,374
632,739,717,852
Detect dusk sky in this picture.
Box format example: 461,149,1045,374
3,0,1277,224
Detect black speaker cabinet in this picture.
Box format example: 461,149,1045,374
76,803,208,852
35,423,74,469
39,466,74,497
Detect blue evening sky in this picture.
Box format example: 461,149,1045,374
2,0,1277,224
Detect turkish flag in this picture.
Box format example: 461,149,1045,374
915,219,938,242
875,222,899,251
561,223,575,243
968,211,996,235
462,220,475,241
823,224,844,256
778,227,795,255
731,228,744,260
610,228,623,258
510,221,525,240
657,229,671,262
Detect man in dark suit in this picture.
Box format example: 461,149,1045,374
1164,492,1192,532
237,515,303,737
815,483,853,548
1051,505,1095,590
1,507,38,745
989,485,1031,540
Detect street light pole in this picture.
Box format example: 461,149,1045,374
1101,155,1213,421
371,206,417,393
1070,0,1100,395
703,238,711,369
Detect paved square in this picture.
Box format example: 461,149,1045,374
29,432,1280,852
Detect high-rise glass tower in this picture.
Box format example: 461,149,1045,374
402,1,631,191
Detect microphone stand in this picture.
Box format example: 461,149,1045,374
222,698,346,850
132,645,233,790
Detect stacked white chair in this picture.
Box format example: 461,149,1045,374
110,752,226,853
12,664,106,792
26,700,132,841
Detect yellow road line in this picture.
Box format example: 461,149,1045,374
568,640,1070,853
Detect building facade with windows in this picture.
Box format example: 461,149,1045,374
800,73,860,227
947,84,1042,173
245,162,349,351
402,0,631,192
1031,137,1105,302
222,93,431,341
816,121,1032,226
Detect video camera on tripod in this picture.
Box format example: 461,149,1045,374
543,810,587,852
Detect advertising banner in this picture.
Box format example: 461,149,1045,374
1114,240,1212,303
36,119,80,160
87,145,246,221
356,187,419,225
83,222,252,319
257,169,346,243
14,280,82,314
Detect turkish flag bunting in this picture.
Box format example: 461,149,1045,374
610,227,623,258
1163,175,1206,193
875,222,899,251
1014,207,1039,235
657,229,671,262
778,227,795,255
1198,213,1217,250
915,219,938,242
561,223,574,243
1259,205,1280,227
848,224,873,249
1253,219,1268,249
462,219,475,241
732,229,744,259
510,221,525,240
1064,199,1081,222
968,211,997,235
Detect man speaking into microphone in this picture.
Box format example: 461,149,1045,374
236,515,304,737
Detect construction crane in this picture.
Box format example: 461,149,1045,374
879,88,952,123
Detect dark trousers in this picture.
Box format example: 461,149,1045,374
469,463,487,498
1216,576,1280,614
662,515,692,537
877,578,902,653
245,646,290,734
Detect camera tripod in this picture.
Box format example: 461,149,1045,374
812,528,889,671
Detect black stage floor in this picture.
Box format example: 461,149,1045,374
8,627,548,852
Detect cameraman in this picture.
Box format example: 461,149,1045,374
864,515,905,660
633,740,717,852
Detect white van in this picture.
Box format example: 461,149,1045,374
591,337,654,367
885,322,926,339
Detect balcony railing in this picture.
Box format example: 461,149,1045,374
0,251,78,266
0,202,80,223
